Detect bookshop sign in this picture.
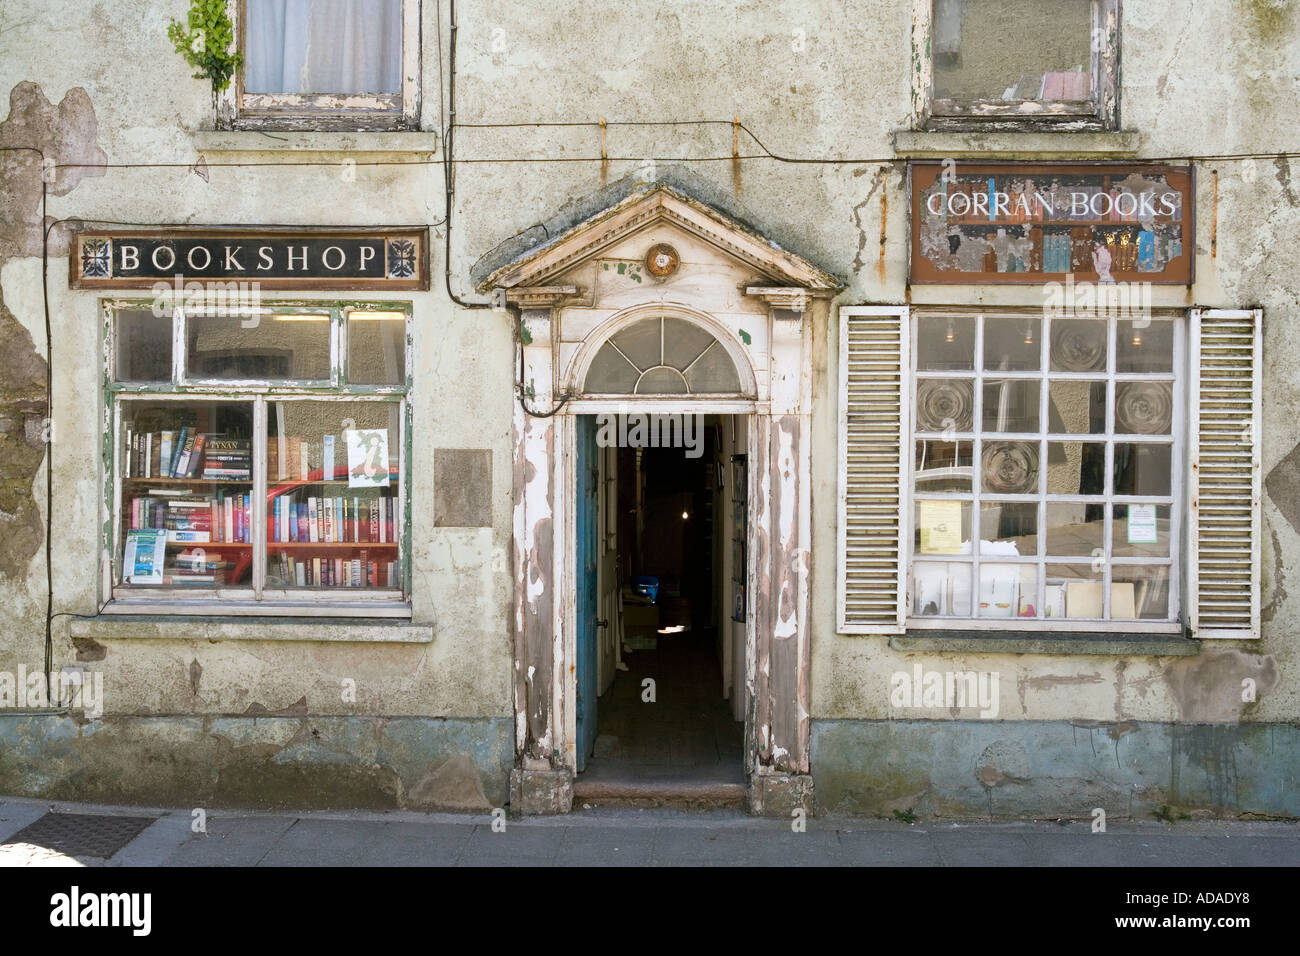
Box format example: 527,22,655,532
909,162,1194,284
70,227,429,290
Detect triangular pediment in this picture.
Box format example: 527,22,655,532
478,184,841,293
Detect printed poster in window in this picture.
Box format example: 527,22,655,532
1127,504,1159,544
346,428,390,489
123,528,167,585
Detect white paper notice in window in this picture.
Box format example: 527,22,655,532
1127,504,1159,544
918,500,963,554
346,429,391,488
124,528,167,584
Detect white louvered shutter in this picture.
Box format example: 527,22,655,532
1188,309,1262,639
837,306,909,633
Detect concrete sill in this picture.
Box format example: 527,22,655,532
70,615,432,644
893,130,1142,160
891,630,1199,656
193,130,439,159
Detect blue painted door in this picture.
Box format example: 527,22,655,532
575,415,600,771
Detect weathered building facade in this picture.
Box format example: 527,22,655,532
0,0,1297,818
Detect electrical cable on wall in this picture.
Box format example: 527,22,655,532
7,66,1300,646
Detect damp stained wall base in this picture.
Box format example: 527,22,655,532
810,719,1300,819
0,714,513,812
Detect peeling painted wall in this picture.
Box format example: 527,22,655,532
0,0,1297,812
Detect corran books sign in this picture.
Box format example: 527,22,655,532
71,228,429,290
909,162,1194,284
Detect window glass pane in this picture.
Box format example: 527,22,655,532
1112,566,1171,619
662,318,716,369
1113,503,1171,558
912,561,972,617
917,316,975,370
683,344,742,393
585,346,639,393
245,0,402,95
187,312,331,381
1115,382,1173,435
982,379,1039,432
636,367,689,394
933,0,1092,103
266,400,401,591
609,317,661,370
915,439,973,492
1048,381,1105,434
1117,320,1174,373
980,501,1037,556
347,311,405,385
1046,563,1103,619
1045,502,1105,556
983,316,1040,370
1113,443,1172,496
119,401,255,589
115,308,172,382
1046,440,1105,495
1050,319,1107,372
914,499,971,555
981,440,1039,494
917,379,974,432
978,563,1037,618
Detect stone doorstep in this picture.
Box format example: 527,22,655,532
573,777,747,810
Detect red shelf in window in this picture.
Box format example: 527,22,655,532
268,542,398,549
123,477,251,484
157,541,397,549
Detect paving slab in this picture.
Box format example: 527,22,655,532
460,823,566,865
931,830,1036,867
162,815,297,867
1,795,1296,867
0,801,55,844
109,812,194,867
556,825,656,866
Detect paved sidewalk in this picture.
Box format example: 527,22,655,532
1,796,1296,866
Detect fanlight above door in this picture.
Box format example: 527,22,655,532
583,316,744,395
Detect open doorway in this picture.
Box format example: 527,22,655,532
574,413,749,798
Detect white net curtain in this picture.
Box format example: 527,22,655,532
245,0,402,95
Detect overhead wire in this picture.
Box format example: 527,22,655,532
6,20,1300,640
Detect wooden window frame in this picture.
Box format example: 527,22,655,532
913,0,1120,132
217,0,421,131
102,299,413,617
905,308,1184,634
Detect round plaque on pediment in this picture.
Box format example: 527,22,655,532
645,243,680,278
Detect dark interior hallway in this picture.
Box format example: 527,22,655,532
579,628,744,795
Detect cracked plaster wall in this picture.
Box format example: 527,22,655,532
0,1,1297,789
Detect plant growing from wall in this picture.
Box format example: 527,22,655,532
167,0,243,116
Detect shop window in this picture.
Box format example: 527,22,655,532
221,0,420,131
909,311,1182,627
108,302,410,614
918,0,1120,130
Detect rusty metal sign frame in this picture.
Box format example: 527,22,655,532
70,226,430,291
908,161,1195,286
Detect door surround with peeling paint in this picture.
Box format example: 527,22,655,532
558,311,761,782
485,185,839,813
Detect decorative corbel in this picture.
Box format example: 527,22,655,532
744,286,833,323
504,285,581,309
